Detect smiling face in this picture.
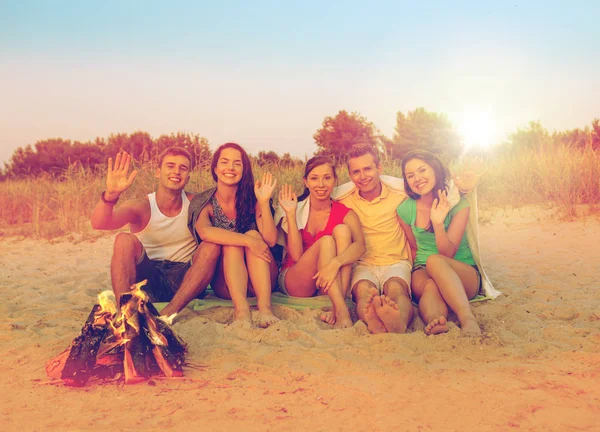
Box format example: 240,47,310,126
213,147,244,186
156,154,191,191
304,163,336,201
403,158,436,196
348,153,382,200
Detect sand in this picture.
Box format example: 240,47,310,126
1,206,599,431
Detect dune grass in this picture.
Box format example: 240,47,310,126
1,145,598,239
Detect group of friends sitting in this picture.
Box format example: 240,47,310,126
90,142,490,336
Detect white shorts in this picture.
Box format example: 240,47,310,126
350,260,412,297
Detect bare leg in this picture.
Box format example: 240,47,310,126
160,242,221,317
332,224,352,298
377,277,413,334
411,268,449,335
110,233,143,305
425,255,481,336
245,231,279,328
319,224,353,325
315,236,352,328
284,236,351,328
354,281,386,334
214,245,252,324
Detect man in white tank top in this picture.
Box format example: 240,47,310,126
91,147,221,320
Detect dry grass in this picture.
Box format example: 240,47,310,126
1,145,598,239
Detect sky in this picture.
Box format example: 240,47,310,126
1,0,598,166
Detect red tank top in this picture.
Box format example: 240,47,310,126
281,200,351,269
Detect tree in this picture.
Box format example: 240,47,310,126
313,110,378,161
390,108,461,159
504,121,551,153
255,150,280,167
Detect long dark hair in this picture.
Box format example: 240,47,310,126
297,156,337,202
401,150,448,201
211,142,256,233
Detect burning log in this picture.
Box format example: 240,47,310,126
60,304,109,387
46,280,189,386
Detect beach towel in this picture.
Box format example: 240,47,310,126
154,292,354,313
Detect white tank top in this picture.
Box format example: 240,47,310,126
134,191,195,262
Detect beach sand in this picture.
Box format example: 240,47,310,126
1,206,599,431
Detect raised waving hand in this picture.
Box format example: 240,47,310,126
106,151,138,199
254,172,277,204
430,189,451,226
278,184,298,214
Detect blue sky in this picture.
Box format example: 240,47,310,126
1,0,598,165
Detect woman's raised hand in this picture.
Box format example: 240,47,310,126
254,172,277,204
278,184,298,214
430,189,451,226
106,151,138,199
452,171,480,192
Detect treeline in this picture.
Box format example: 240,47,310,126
313,109,600,162
1,132,304,179
3,108,600,179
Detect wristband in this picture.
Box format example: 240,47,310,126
101,191,120,206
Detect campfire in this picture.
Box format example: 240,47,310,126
46,280,188,386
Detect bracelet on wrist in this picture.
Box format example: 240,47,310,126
101,191,120,206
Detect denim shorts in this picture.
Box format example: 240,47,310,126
411,263,482,296
135,252,191,303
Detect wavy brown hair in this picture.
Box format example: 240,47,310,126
211,143,256,233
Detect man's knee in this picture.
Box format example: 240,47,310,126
194,241,222,263
384,277,410,298
113,232,142,258
352,279,377,300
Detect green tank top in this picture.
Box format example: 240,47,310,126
397,197,475,267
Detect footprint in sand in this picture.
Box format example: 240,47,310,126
373,295,406,334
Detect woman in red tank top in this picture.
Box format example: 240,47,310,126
275,156,366,328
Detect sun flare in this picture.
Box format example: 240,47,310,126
458,112,496,150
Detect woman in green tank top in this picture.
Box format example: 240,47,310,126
396,150,481,337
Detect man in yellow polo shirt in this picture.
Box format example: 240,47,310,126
333,144,413,334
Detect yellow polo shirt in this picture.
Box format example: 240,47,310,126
338,183,409,266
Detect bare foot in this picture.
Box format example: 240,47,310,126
363,290,387,334
374,295,406,334
333,305,353,329
233,308,253,326
320,309,336,326
460,316,481,337
255,306,280,328
424,316,449,335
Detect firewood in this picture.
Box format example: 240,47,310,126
61,305,108,387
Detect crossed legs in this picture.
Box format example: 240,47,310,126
412,254,481,336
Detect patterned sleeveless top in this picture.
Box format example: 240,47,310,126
210,195,257,233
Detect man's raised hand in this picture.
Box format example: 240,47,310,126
106,151,138,200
